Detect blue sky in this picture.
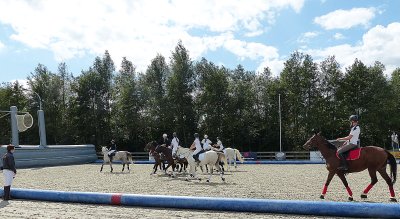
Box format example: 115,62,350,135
0,0,399,84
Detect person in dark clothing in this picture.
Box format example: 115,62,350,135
159,133,171,148
107,139,117,160
2,144,16,200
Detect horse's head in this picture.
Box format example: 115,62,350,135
303,129,322,150
101,146,108,153
145,141,157,152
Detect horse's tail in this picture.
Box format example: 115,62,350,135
386,150,397,184
217,153,227,169
234,149,244,163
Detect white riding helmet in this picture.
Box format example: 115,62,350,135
204,135,208,139
163,133,167,138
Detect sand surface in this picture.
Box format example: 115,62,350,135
1,163,398,218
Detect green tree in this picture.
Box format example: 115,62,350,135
280,51,319,150
167,41,196,145
112,57,142,150
140,54,170,142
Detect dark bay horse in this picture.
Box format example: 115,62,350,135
303,133,397,202
145,141,165,174
154,145,176,176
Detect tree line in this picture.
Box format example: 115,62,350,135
1,41,399,152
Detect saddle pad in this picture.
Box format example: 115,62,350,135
336,148,362,161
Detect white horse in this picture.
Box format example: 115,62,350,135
100,146,133,172
176,147,226,182
225,148,244,171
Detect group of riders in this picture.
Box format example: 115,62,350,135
106,114,361,171
159,132,225,164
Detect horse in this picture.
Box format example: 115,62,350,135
174,157,188,173
145,141,166,174
225,148,244,171
100,146,133,172
154,145,177,176
176,146,226,182
303,132,397,202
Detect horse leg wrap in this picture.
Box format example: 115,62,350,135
346,186,353,197
363,184,374,194
322,185,328,195
389,186,395,197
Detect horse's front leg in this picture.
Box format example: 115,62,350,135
122,163,125,172
337,172,353,201
320,171,335,199
100,163,104,172
207,164,214,182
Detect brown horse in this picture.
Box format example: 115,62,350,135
154,145,176,176
303,133,397,202
145,141,166,174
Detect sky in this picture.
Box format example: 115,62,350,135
0,0,399,84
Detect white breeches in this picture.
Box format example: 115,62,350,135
3,169,15,186
108,150,116,155
193,148,202,155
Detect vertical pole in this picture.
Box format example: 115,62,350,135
38,110,47,147
10,106,19,147
279,94,282,152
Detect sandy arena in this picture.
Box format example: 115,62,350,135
1,163,399,218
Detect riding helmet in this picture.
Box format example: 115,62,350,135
204,134,208,139
349,115,359,122
194,133,199,138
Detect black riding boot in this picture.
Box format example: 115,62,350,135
193,155,200,164
3,186,11,200
337,153,348,171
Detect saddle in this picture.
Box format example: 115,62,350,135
336,148,362,161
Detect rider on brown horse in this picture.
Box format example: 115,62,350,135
336,115,360,171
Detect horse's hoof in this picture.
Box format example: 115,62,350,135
320,195,325,199
198,178,201,181
348,197,353,201
361,194,367,199
185,178,189,181
222,178,225,182
390,197,397,202
206,179,210,183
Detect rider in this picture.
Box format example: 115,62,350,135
107,139,117,160
216,137,225,152
159,133,171,148
171,132,180,158
192,133,203,164
201,134,212,151
336,115,361,171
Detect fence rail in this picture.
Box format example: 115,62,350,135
97,151,311,160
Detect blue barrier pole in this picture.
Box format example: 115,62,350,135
1,188,399,218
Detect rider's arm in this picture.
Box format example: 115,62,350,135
337,134,353,141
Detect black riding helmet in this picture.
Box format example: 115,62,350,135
194,133,199,138
349,115,359,122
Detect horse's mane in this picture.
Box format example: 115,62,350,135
323,137,337,151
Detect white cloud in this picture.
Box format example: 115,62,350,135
0,0,304,72
314,7,376,30
0,40,4,50
298,31,320,43
333,33,345,40
305,22,400,76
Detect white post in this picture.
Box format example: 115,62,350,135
279,94,282,152
10,106,19,147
